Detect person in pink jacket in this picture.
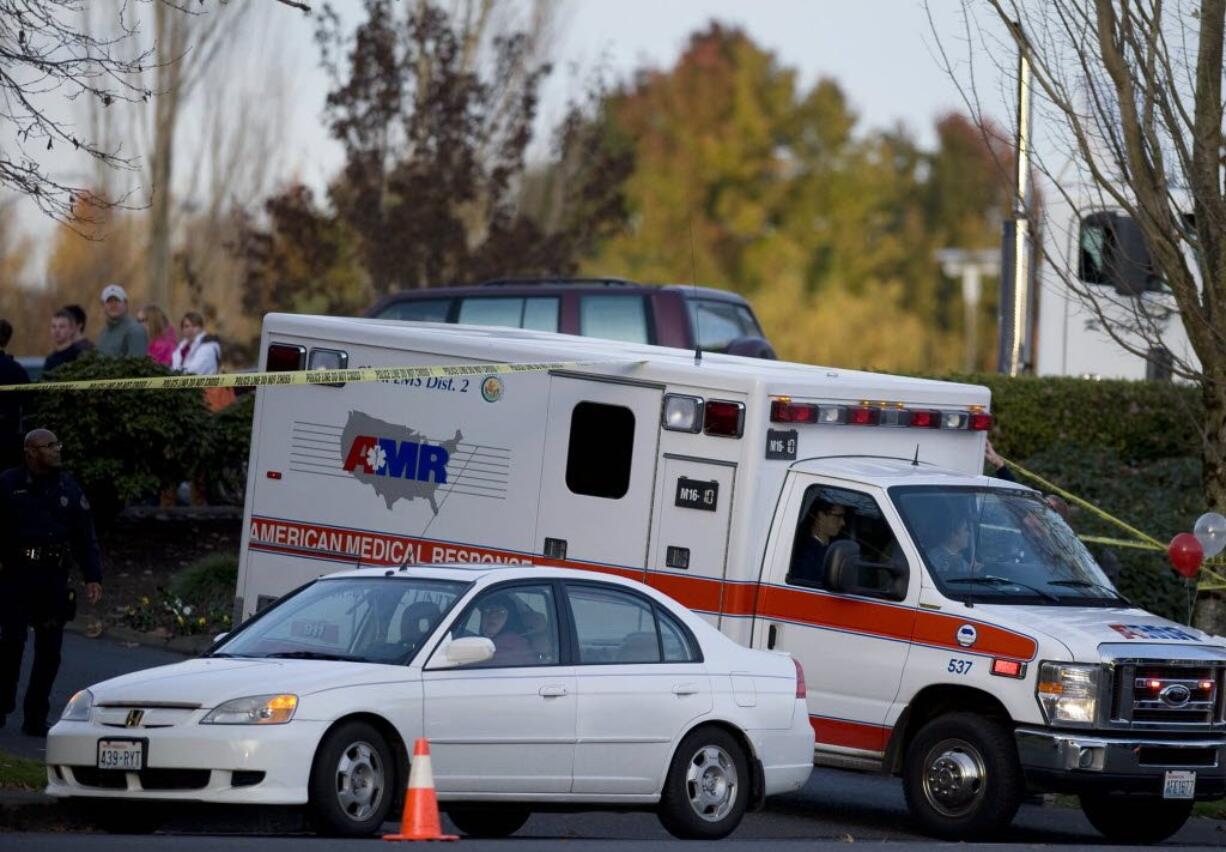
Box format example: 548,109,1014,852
137,304,176,366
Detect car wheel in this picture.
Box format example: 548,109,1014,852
308,720,395,837
1079,793,1193,844
657,726,750,840
902,712,1023,840
445,804,531,837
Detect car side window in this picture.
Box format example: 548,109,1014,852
377,298,452,323
458,296,559,332
567,584,670,664
788,483,908,600
579,295,649,344
450,585,560,668
687,300,759,350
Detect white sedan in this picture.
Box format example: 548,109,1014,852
47,565,813,838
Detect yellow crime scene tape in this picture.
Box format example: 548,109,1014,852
0,359,631,393
1001,456,1226,593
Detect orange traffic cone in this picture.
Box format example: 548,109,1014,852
383,738,458,842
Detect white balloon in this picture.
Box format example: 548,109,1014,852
1194,511,1226,558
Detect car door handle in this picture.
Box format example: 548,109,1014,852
539,685,568,697
672,683,700,696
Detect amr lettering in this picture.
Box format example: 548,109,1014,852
343,435,450,483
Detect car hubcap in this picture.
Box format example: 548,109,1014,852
335,740,385,821
921,738,986,818
685,744,738,822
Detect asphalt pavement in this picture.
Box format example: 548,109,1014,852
1,634,1224,846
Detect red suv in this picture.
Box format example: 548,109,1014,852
366,278,776,358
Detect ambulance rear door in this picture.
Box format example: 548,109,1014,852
536,374,663,573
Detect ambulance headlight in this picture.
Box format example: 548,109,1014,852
662,394,703,433
1036,663,1100,726
61,689,94,722
201,694,298,725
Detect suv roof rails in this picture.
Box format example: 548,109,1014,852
477,276,640,288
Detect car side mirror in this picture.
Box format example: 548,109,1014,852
427,634,496,669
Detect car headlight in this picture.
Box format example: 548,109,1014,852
61,689,93,722
200,694,298,725
1036,662,1100,726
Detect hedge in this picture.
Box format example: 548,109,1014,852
949,372,1203,464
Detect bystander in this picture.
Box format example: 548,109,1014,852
0,319,30,469
172,311,221,375
96,285,148,358
138,304,176,366
44,308,93,373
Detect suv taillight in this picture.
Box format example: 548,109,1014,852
793,657,807,699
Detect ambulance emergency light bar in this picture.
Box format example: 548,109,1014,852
769,398,992,431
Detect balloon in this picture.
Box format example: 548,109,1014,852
1194,511,1226,558
1168,533,1203,578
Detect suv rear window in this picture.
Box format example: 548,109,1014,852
458,296,558,332
580,295,649,344
686,299,762,351
376,298,452,323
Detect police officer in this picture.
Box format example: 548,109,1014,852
0,429,102,736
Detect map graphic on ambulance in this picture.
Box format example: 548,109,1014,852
340,410,463,513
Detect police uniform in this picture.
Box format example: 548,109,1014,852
0,465,101,733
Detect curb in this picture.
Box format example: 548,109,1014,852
63,621,211,656
0,791,89,832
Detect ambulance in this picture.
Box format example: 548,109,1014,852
235,314,1226,842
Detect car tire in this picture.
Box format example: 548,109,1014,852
1079,793,1193,844
308,720,395,837
902,712,1023,840
657,725,750,840
445,804,531,837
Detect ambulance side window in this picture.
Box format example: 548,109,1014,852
565,402,635,499
787,484,908,600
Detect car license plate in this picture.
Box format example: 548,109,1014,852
97,739,144,771
1163,770,1195,799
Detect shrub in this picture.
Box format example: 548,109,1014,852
948,372,1202,463
31,353,211,519
202,393,255,505
122,553,238,636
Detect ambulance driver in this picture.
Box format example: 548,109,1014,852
790,498,848,587
927,514,972,579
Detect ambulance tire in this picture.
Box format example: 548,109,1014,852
308,721,395,836
902,712,1023,840
445,805,532,837
1078,793,1193,844
657,726,750,840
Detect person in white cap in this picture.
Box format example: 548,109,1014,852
95,284,148,358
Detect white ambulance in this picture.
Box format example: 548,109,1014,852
235,314,1226,842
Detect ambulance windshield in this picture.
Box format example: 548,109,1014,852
891,486,1127,606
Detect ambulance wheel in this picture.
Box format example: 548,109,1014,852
308,720,394,836
445,805,531,837
902,712,1023,840
658,725,750,839
1078,793,1193,844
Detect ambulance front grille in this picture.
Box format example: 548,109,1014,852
1108,662,1226,729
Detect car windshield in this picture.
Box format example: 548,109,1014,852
891,485,1126,607
215,577,468,664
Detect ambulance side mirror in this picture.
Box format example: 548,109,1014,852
824,541,863,594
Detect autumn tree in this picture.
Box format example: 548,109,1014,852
589,25,1012,372
238,0,631,321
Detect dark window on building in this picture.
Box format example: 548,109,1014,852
565,402,635,499
1079,212,1165,296
1146,346,1174,382
377,298,453,323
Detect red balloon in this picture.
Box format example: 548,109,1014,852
1168,533,1204,578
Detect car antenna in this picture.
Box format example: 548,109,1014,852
912,443,921,467
687,189,702,365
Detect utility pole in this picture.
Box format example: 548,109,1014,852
998,19,1034,376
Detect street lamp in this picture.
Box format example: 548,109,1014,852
936,248,1000,371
